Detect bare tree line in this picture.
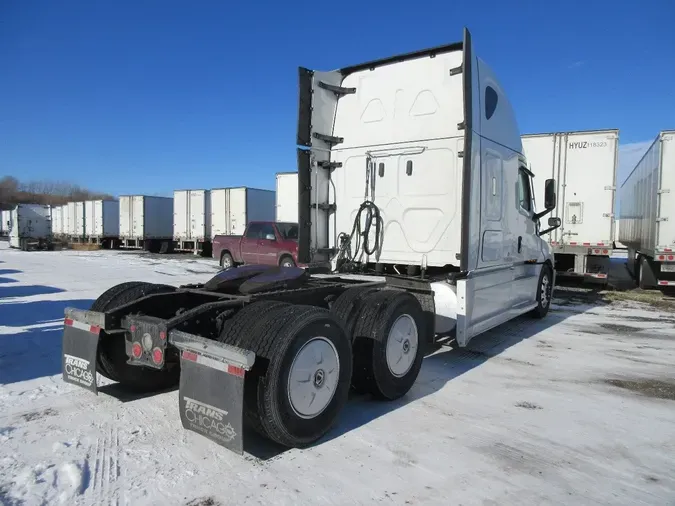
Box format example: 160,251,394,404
0,176,114,209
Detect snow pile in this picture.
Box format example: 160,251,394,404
1,243,674,505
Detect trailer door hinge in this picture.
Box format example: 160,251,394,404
312,203,336,213
658,188,670,194
449,65,463,76
603,213,614,218
458,151,464,158
318,81,356,96
657,217,669,222
313,132,344,145
604,185,616,191
317,160,342,170
457,121,465,131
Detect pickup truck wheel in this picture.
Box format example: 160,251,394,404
529,265,553,319
351,290,426,400
90,281,179,392
220,252,234,269
279,255,295,268
234,305,351,448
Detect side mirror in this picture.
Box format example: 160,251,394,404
539,216,562,236
265,233,276,241
544,178,556,210
534,179,557,221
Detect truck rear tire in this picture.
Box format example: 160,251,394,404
221,302,352,448
330,286,381,339
351,290,426,400
90,281,179,392
529,265,553,319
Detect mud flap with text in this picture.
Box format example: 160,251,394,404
61,308,105,394
171,331,255,454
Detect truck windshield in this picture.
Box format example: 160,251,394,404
276,223,299,240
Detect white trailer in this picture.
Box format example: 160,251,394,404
210,187,275,237
275,172,299,223
0,209,8,236
84,199,120,247
119,195,173,252
60,28,561,454
66,201,86,240
173,189,211,254
51,205,65,238
620,130,675,289
8,204,53,251
522,129,618,284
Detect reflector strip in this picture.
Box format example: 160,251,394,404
658,280,675,286
181,350,244,376
64,318,101,334
227,365,245,378
587,273,608,278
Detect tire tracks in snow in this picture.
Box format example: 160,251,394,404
87,422,124,505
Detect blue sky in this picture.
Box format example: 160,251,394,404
1,0,674,198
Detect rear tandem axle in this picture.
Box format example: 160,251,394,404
62,265,433,454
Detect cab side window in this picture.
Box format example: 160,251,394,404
517,168,532,213
260,223,276,239
245,223,262,238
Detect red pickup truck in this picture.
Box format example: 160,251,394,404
212,221,300,269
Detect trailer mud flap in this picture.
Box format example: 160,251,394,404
171,331,255,454
61,308,105,394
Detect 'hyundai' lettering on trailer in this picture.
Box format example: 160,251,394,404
64,354,94,387
569,141,608,149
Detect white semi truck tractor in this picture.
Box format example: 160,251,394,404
60,28,560,454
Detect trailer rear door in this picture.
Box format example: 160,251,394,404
556,131,618,247
656,133,675,250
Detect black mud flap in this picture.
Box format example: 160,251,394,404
61,308,107,394
170,330,256,454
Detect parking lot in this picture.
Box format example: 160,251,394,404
1,244,674,505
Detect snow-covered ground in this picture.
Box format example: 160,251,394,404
1,242,674,505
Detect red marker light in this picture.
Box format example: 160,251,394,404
159,331,166,341
669,255,674,261
603,249,608,254
152,348,163,365
132,342,143,358
130,325,137,333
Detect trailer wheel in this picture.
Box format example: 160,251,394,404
90,281,179,391
351,290,426,400
222,303,352,447
529,264,553,319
